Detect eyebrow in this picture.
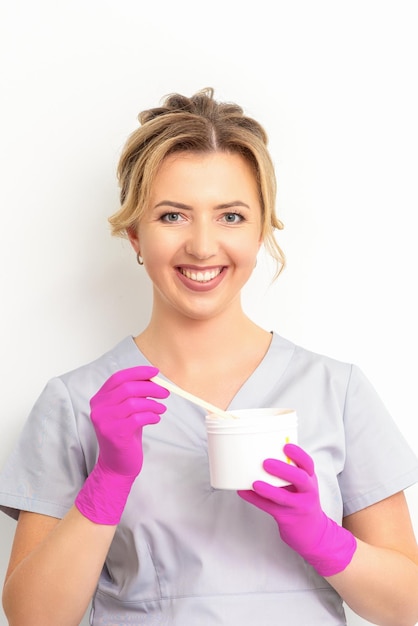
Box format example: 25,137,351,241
153,200,251,210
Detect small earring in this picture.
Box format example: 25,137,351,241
136,252,144,265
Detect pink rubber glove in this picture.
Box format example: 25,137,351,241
75,366,169,525
238,443,357,576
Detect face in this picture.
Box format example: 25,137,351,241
129,151,263,322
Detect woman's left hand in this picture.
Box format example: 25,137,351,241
237,444,357,576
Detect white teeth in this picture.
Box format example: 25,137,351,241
180,268,222,282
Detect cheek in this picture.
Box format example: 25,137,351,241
141,236,182,282
140,230,172,259
240,234,262,259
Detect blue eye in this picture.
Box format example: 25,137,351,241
223,212,244,223
161,212,182,222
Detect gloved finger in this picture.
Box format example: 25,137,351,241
251,479,303,508
93,366,160,396
96,410,162,440
283,444,315,476
118,410,162,432
262,458,312,492
237,488,279,516
133,411,161,427
92,397,167,423
122,380,171,400
91,379,170,409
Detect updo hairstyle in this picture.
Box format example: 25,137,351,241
109,88,285,275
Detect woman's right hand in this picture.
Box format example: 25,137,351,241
3,367,170,626
90,365,169,477
75,366,169,524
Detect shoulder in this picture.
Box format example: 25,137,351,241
271,331,354,382
35,336,144,413
58,336,142,392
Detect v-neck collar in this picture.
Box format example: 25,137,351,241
115,331,296,413
227,332,295,410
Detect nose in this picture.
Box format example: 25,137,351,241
185,219,218,260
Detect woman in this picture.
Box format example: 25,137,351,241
1,89,418,626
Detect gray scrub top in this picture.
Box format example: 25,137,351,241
1,332,418,626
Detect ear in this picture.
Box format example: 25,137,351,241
127,225,140,255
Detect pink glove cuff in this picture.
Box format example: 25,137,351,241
304,515,357,576
75,460,136,525
238,444,358,577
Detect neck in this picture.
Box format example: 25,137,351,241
135,300,269,376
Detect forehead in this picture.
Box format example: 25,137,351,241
150,151,260,202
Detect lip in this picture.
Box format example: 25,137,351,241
177,264,224,271
175,265,227,292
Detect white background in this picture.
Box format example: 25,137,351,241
0,1,417,624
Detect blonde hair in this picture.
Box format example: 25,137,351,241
109,88,285,277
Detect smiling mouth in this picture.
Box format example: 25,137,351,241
178,267,223,283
